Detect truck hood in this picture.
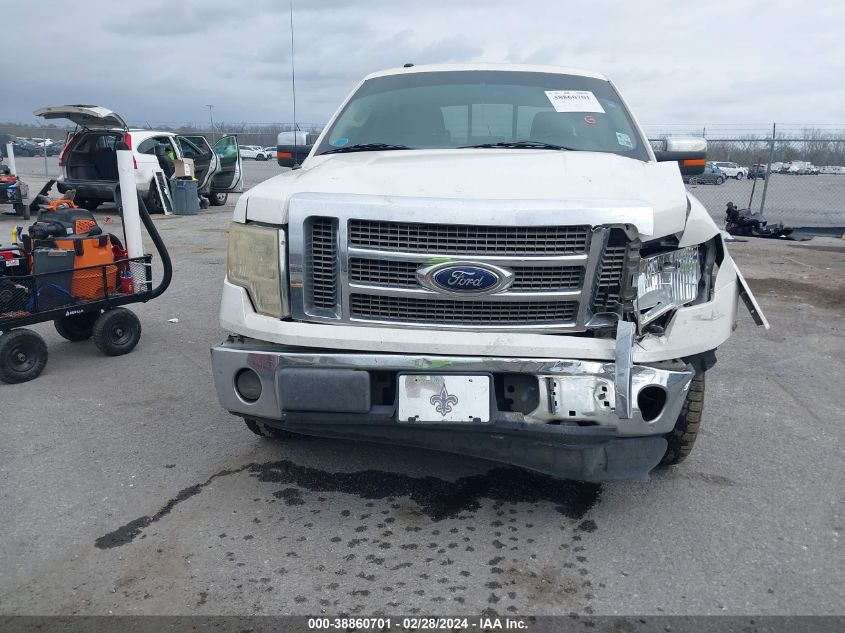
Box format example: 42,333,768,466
242,149,690,238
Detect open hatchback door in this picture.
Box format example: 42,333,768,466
33,105,128,131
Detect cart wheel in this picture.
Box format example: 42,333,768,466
14,202,29,221
55,312,99,342
92,308,142,356
0,329,48,384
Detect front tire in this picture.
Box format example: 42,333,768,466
208,192,228,206
660,372,705,466
735,172,744,180
0,329,48,384
716,176,725,184
244,418,299,440
55,312,99,341
92,308,141,356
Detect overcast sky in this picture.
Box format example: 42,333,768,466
1,0,843,132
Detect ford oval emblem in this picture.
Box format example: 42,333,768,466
417,262,515,296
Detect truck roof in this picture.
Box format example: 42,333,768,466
364,62,609,82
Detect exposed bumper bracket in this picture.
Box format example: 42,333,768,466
614,320,635,419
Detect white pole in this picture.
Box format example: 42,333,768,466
116,144,144,259
5,141,16,176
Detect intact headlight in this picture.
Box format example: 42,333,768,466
227,222,287,318
636,245,701,325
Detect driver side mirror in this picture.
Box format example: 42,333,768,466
653,137,707,176
277,144,313,168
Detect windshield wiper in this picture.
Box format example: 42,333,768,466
320,143,413,155
458,140,577,151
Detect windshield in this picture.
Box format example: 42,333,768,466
315,70,649,160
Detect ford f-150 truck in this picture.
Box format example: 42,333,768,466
211,63,767,482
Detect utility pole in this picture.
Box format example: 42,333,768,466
758,123,776,214
206,105,215,144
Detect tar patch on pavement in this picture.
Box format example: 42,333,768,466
95,460,600,549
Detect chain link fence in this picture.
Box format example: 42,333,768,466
645,125,845,229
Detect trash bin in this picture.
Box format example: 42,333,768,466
171,179,200,215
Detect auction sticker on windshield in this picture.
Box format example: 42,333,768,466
397,374,491,423
544,90,605,113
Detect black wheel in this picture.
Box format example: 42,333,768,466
208,192,228,206
54,312,99,341
244,418,299,440
92,308,141,356
146,186,164,214
77,198,101,211
256,154,267,161
735,172,744,180
660,372,705,466
0,329,48,384
716,176,725,185
13,202,29,220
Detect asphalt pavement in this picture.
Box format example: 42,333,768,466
0,161,842,616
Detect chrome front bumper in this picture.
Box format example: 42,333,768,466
211,335,695,481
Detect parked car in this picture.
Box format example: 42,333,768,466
685,164,725,184
15,137,64,156
239,145,270,161
820,165,845,175
748,164,768,179
33,105,244,211
783,160,818,175
45,140,64,156
213,62,768,482
711,161,747,180
0,134,39,157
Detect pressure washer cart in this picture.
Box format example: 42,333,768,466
0,161,29,220
0,178,172,383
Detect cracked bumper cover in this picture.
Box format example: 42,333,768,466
211,337,695,482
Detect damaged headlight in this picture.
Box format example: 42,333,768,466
636,245,701,326
227,222,287,318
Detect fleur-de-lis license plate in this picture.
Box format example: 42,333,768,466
397,374,491,423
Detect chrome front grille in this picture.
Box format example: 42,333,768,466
593,246,627,312
349,258,584,292
349,220,589,255
289,196,637,332
305,217,339,312
350,295,578,325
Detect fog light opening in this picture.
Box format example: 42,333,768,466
235,368,263,402
637,386,667,422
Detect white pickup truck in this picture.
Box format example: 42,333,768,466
212,63,767,482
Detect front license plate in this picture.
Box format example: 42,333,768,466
397,374,490,423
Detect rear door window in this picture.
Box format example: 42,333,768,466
137,136,177,156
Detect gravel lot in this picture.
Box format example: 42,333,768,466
0,161,843,617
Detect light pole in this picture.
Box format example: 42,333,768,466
206,105,215,144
